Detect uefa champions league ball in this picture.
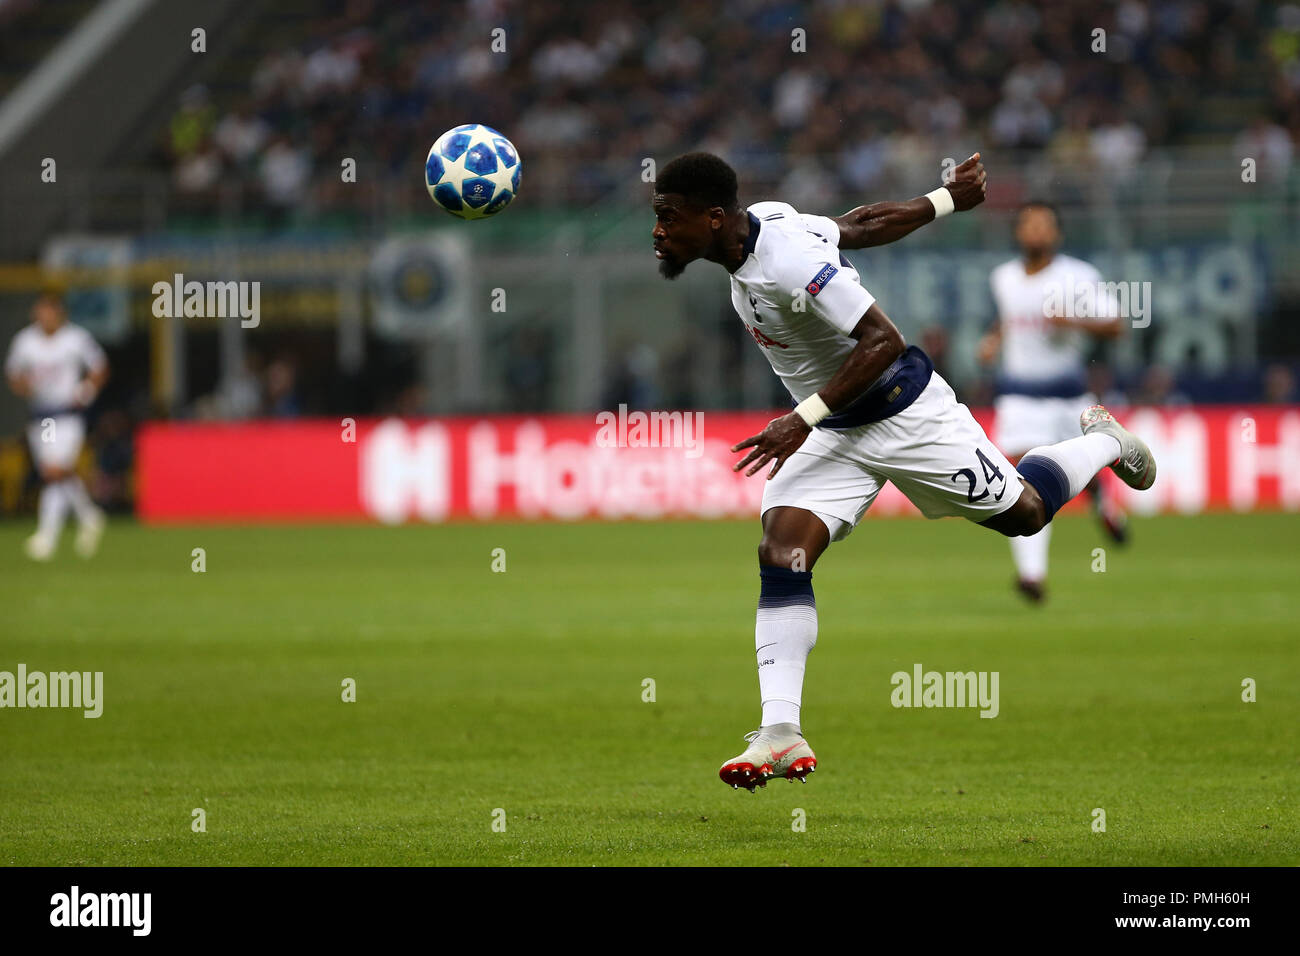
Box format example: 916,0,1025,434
425,124,521,220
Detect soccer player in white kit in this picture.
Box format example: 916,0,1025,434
978,202,1127,603
4,291,109,560
650,153,1157,791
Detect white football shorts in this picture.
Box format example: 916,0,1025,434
761,372,1023,541
993,393,1095,459
26,414,85,471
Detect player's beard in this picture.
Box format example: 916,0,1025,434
1022,242,1053,263
658,254,687,280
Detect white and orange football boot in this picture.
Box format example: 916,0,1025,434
719,723,817,792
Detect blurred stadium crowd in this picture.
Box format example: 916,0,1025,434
2,0,1299,517
155,0,1300,209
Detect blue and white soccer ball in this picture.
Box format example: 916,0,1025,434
425,124,521,220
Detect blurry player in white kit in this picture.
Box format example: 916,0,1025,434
978,202,1128,603
4,291,109,560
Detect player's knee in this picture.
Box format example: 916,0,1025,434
757,536,787,568
758,535,809,570
984,484,1048,537
1012,486,1048,536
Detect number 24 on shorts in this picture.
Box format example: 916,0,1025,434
951,448,1007,503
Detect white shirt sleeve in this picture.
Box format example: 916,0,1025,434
798,213,842,245
776,251,876,336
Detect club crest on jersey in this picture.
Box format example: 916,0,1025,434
805,264,837,296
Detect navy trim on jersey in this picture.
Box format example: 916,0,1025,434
791,345,934,430
741,212,761,258
996,372,1088,399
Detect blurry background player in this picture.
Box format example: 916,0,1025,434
4,290,109,560
978,202,1127,603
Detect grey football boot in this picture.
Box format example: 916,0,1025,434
1080,405,1157,491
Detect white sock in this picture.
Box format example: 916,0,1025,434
61,477,99,524
1018,433,1122,518
36,483,69,540
1010,522,1051,582
756,567,817,731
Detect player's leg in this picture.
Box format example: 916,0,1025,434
1086,475,1128,544
1008,517,1051,602
719,431,879,791
754,505,828,722
28,471,69,560
65,476,105,557
981,405,1155,537
861,377,1154,539
994,396,1057,601
720,507,828,791
25,421,68,560
48,416,104,557
1064,396,1129,544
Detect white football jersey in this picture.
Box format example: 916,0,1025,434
729,201,876,403
5,321,106,413
990,253,1113,386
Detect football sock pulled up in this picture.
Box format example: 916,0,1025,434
1016,433,1122,523
61,476,98,525
755,566,817,732
36,483,69,540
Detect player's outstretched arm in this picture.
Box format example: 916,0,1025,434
833,153,986,250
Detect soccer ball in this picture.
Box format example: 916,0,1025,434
425,124,521,220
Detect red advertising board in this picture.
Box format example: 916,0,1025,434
136,407,1300,523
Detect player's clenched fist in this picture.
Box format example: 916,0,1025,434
945,152,987,211
731,412,812,479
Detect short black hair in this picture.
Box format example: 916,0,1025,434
1016,198,1062,229
654,152,739,211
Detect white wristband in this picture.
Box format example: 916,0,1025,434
794,392,831,427
924,186,955,218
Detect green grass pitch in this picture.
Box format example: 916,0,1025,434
0,512,1295,866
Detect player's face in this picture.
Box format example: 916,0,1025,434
33,297,66,335
1015,207,1061,258
651,193,714,280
